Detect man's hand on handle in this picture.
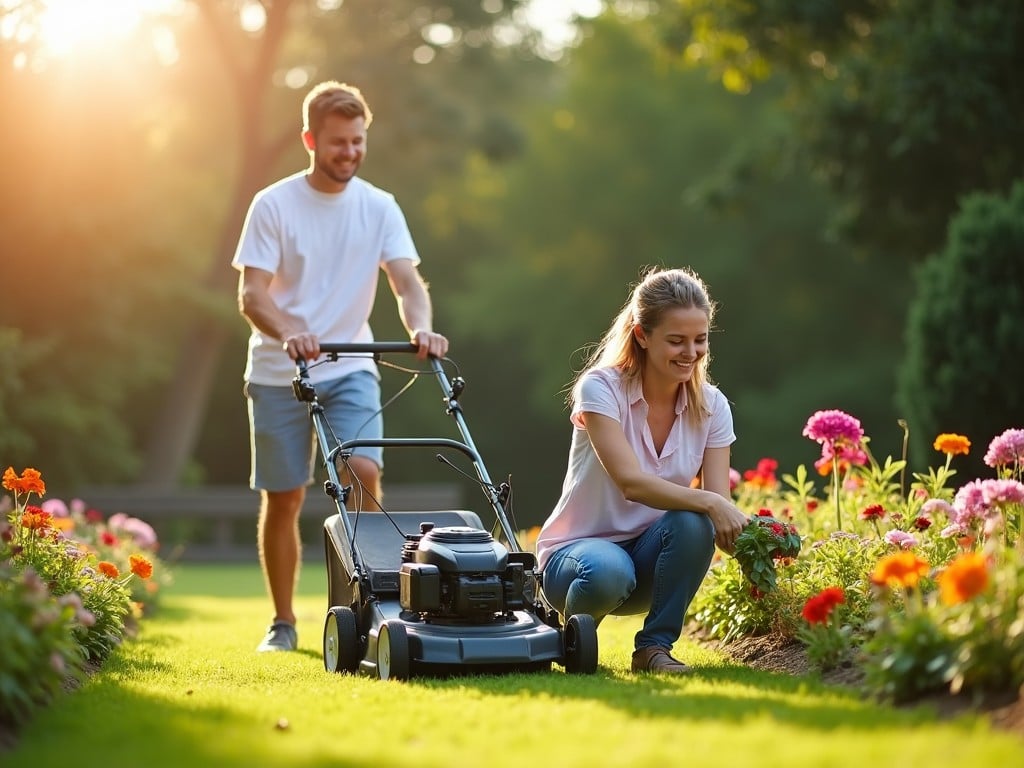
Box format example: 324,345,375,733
411,330,449,360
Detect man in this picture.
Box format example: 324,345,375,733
232,80,449,652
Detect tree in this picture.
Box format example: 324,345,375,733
667,0,1024,260
420,12,908,517
0,0,548,489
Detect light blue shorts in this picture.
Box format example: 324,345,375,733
245,370,383,492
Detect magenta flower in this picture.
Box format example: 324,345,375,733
803,409,865,532
802,409,864,446
984,428,1024,468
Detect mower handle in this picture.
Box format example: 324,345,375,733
320,342,420,356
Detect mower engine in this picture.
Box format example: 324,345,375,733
399,523,529,622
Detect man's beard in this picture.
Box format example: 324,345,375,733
316,154,360,185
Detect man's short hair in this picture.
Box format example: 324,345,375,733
303,81,373,135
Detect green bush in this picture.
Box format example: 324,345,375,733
0,560,85,726
898,181,1024,474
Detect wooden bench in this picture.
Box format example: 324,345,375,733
76,483,462,563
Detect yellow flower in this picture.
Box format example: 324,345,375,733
937,552,989,605
933,433,971,456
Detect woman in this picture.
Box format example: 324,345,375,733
536,267,749,674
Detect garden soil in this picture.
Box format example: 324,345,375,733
714,631,1024,736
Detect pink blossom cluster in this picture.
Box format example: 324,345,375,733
108,513,159,551
933,477,1024,539
984,428,1024,469
802,409,864,445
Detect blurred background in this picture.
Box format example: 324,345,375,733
2,0,1022,533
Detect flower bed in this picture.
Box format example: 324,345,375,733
691,417,1024,704
1,467,169,729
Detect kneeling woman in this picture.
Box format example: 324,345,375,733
536,267,749,674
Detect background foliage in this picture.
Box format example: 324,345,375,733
0,0,1020,528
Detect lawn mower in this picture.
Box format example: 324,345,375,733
292,342,598,680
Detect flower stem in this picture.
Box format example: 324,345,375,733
832,460,842,531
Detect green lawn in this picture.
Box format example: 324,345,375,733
4,564,1021,767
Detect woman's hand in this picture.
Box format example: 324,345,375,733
704,495,749,555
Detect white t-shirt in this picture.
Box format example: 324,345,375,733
535,366,736,568
232,172,419,386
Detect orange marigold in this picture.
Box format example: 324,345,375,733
870,551,930,589
20,506,53,532
2,466,46,496
933,433,971,456
129,554,154,580
98,561,120,579
937,552,989,605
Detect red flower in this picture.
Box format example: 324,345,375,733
101,531,119,547
756,509,773,517
85,509,104,524
801,587,846,625
860,504,886,521
912,516,932,531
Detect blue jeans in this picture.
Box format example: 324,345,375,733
541,511,715,650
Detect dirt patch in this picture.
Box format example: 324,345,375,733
714,632,1024,737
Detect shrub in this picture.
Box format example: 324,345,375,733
898,181,1024,477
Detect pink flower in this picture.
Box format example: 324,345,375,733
108,513,158,550
952,480,990,527
884,530,918,549
921,498,956,519
980,478,1024,506
984,428,1024,468
802,409,864,446
40,498,70,518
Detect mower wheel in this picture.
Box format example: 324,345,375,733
376,620,410,681
323,606,360,674
563,613,599,674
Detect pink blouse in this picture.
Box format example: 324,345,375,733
535,366,735,568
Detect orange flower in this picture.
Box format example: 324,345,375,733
937,552,989,605
2,466,46,496
129,554,153,580
20,506,53,533
870,551,930,589
933,433,971,456
98,561,120,579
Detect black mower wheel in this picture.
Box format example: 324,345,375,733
376,620,410,681
563,613,599,674
323,606,361,674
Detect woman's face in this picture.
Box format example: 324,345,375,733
635,306,709,388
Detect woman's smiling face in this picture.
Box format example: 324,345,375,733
635,305,709,387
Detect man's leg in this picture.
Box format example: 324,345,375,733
246,381,314,652
258,486,305,626
343,455,382,511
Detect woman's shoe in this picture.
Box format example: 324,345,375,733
631,646,690,674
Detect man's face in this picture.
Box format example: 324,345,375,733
306,113,367,191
